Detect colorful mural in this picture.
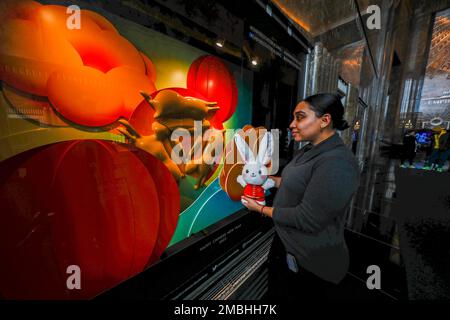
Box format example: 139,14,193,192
0,0,253,299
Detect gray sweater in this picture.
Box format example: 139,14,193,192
272,133,359,284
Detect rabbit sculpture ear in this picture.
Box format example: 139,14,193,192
257,132,273,166
234,134,255,164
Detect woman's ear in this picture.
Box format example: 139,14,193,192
321,114,332,128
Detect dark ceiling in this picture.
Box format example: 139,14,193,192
271,0,371,37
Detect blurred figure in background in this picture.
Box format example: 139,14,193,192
351,121,360,155
423,127,448,171
400,130,417,168
435,130,450,172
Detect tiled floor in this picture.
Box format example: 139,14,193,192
399,159,450,171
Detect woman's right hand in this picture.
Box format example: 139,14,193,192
269,176,281,188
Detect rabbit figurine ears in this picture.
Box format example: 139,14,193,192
234,131,273,166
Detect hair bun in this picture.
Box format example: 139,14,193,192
303,93,349,131
335,119,350,131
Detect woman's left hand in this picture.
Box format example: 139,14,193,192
241,196,273,218
241,196,261,212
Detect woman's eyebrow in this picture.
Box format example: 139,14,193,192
294,111,306,116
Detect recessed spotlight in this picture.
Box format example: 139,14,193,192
216,39,224,48
251,59,258,66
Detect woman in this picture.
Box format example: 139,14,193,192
241,93,359,300
400,130,417,168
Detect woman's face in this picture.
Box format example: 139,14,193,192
289,101,327,142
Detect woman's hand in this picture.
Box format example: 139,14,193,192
241,196,261,212
241,196,273,218
269,176,282,188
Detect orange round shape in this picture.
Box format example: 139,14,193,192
187,55,238,130
64,29,144,74
131,149,180,265
35,6,117,38
0,19,82,96
0,140,162,299
108,66,157,118
128,99,156,136
47,66,123,127
224,163,245,201
49,141,160,298
1,2,156,127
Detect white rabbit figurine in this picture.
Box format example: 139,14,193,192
234,131,275,206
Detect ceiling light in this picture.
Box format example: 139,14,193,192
216,39,224,48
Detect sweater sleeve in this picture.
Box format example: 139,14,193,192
272,157,359,234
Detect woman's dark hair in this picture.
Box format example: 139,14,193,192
303,93,350,131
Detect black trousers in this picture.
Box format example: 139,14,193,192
401,151,416,166
265,232,342,301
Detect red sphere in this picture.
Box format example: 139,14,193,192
187,56,238,129
0,140,179,299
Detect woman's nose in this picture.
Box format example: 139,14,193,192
289,120,295,129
